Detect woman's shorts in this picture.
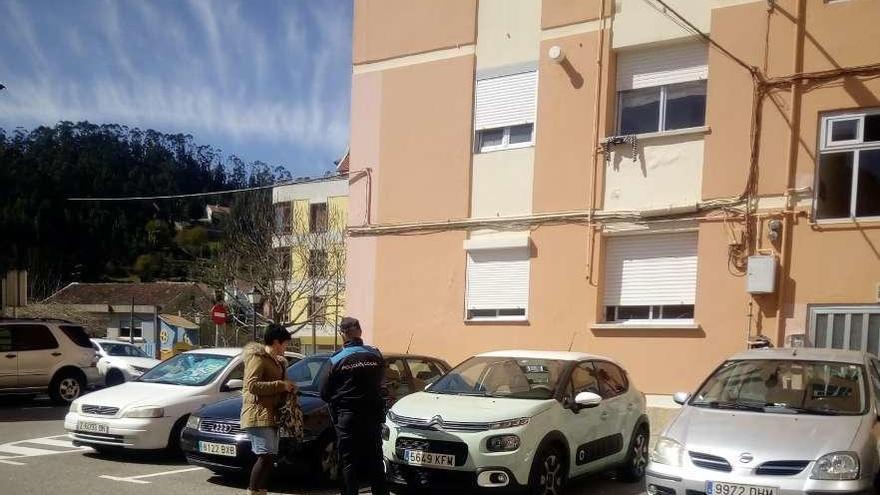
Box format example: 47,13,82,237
246,427,280,455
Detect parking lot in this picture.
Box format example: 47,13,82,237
0,395,646,495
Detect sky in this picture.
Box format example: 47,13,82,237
0,0,352,178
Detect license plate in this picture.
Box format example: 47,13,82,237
77,421,109,434
403,449,455,467
199,441,237,457
707,481,777,495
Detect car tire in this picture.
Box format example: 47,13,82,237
314,434,339,482
619,424,650,482
528,443,567,495
49,371,85,404
106,369,125,387
166,416,188,453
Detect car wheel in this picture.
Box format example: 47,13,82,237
50,372,85,404
166,416,188,453
315,434,339,482
106,369,125,387
620,424,650,482
528,444,567,495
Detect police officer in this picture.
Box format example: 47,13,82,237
320,317,389,495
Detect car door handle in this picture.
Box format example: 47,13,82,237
51,352,62,357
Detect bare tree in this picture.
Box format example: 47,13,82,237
209,190,346,333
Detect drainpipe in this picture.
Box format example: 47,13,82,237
774,0,805,346
586,0,608,285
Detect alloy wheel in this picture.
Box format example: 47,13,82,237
538,453,563,495
631,431,649,477
59,377,81,401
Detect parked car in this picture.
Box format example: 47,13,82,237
92,339,161,386
65,347,246,451
646,347,880,495
383,350,649,494
0,318,100,403
181,352,451,480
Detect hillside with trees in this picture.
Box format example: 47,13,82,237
0,121,291,299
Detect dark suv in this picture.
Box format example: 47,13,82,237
181,352,450,481
0,319,100,403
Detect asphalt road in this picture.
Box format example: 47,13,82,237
0,394,646,495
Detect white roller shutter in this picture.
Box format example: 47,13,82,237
474,71,538,131
616,43,708,91
603,232,698,306
466,248,530,310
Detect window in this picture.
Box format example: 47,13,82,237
275,248,291,277
385,358,412,399
474,70,537,153
310,202,328,233
10,325,59,351
570,362,601,396
616,42,708,136
809,305,880,354
0,327,12,352
308,249,327,278
274,202,291,233
475,124,534,153
603,232,698,323
594,361,628,398
307,296,326,325
119,325,143,339
465,247,530,321
407,358,445,389
59,325,93,348
816,110,880,220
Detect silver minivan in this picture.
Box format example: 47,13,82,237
647,347,880,495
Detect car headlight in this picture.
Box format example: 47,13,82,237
486,435,520,452
489,417,530,430
811,452,859,480
69,401,81,414
651,437,685,467
124,406,165,418
186,415,201,430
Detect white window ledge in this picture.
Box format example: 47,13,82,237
815,216,880,226
605,126,710,143
592,322,702,331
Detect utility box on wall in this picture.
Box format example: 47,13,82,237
747,255,777,294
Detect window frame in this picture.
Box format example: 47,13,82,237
592,360,629,399
475,123,535,154
605,304,695,323
118,325,143,339
307,296,326,325
808,305,880,353
616,80,707,136
308,249,328,278
816,109,880,221
309,202,329,233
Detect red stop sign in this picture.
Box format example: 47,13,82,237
211,304,227,325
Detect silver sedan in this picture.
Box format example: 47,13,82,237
646,347,880,495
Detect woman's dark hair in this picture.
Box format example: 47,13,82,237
263,324,292,346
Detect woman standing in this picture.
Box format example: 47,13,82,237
241,324,295,495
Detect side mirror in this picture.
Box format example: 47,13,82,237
223,379,244,392
673,392,690,405
574,391,602,409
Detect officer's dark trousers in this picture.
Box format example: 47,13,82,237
334,409,388,495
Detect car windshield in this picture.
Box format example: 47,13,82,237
691,359,867,415
286,356,330,395
101,343,148,358
429,356,566,400
138,353,233,386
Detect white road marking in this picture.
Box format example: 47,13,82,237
99,467,205,484
0,434,90,462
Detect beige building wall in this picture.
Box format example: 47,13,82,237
471,148,535,218
476,0,541,70
603,133,705,211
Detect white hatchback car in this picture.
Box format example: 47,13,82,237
92,339,161,386
65,347,245,451
383,350,649,494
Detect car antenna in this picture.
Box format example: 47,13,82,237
406,332,415,353
567,331,578,352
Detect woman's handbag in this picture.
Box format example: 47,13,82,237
278,389,304,443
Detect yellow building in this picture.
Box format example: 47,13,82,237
272,175,348,354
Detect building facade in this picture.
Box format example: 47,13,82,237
346,0,880,394
273,176,348,354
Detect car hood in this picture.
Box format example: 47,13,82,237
196,392,328,420
77,381,209,410
668,406,866,462
106,356,161,369
391,392,554,422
